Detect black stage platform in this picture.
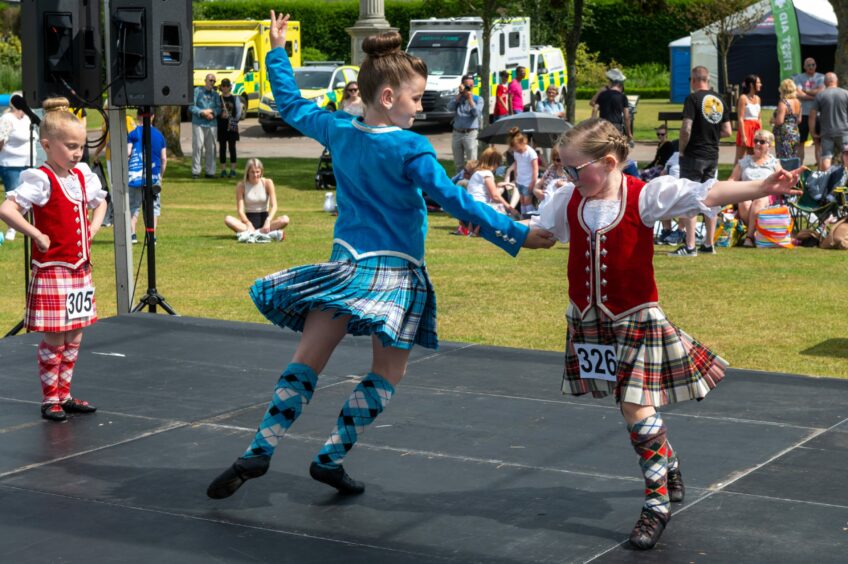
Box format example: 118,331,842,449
0,315,846,563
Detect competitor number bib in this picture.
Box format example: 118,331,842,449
66,286,95,320
573,343,618,382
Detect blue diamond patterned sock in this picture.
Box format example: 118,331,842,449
314,372,394,468
243,363,317,459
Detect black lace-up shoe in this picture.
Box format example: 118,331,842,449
309,462,365,494
629,508,669,550
668,468,685,503
206,455,270,499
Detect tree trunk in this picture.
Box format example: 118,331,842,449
480,13,492,129
832,1,848,87
155,105,184,158
563,0,584,124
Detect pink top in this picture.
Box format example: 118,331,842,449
508,80,524,113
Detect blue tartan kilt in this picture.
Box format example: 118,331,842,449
250,244,438,350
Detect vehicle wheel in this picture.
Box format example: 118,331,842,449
240,94,249,117
326,103,337,112
261,123,277,133
561,86,568,104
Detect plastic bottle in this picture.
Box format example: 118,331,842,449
323,191,337,213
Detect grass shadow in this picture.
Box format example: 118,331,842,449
800,339,848,359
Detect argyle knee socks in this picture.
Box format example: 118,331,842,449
37,341,65,405
667,439,679,473
243,363,318,459
628,413,671,517
58,342,80,402
313,372,394,468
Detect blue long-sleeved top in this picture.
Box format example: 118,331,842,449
266,47,527,264
447,94,482,130
190,86,222,128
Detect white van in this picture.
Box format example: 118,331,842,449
406,17,531,123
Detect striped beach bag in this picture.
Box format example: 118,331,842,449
755,205,794,248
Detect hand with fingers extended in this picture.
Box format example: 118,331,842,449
523,228,556,249
762,167,804,198
269,10,290,50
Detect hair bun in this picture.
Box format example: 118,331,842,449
508,127,521,136
362,31,402,58
42,97,71,113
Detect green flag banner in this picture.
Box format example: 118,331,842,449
771,0,801,80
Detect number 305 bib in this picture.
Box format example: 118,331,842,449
573,343,618,382
66,286,95,320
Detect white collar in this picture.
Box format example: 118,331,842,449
351,118,400,134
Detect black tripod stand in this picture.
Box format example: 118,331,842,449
130,106,176,315
4,109,38,338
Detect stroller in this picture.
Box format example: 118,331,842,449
314,148,335,190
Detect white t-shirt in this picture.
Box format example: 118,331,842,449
513,146,538,186
0,112,36,167
466,169,493,203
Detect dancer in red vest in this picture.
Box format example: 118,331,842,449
533,118,801,550
0,97,108,422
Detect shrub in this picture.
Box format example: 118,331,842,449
301,47,329,63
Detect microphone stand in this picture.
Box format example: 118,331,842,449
130,106,176,315
4,119,36,337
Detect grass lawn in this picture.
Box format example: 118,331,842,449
1,157,845,378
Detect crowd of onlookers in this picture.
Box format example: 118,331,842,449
447,57,847,253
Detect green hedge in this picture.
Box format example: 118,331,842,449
575,87,670,100
581,0,699,67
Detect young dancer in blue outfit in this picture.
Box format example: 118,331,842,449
207,11,555,499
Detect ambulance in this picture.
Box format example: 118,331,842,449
529,45,567,104
406,17,565,122
192,20,302,115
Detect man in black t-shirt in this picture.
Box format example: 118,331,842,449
591,68,632,139
670,66,731,257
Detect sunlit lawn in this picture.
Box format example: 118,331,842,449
1,156,845,378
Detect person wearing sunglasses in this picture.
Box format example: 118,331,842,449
339,81,363,116
217,78,243,178
530,117,801,550
729,130,783,247
534,141,568,202
190,73,222,179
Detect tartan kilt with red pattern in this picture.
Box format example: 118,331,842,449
563,304,727,407
25,263,98,333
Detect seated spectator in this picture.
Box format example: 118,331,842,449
224,158,289,242
534,144,568,202
728,130,782,246
465,148,518,217
804,146,848,204
640,125,678,181
450,159,477,187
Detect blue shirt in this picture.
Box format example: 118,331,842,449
266,47,527,264
127,126,166,187
190,86,222,128
536,99,564,115
447,94,482,130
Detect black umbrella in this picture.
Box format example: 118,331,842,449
478,112,572,148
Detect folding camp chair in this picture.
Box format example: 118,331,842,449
787,169,848,235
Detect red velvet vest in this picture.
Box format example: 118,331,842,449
31,166,91,269
567,174,659,319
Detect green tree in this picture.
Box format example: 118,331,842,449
549,0,586,124
830,1,848,86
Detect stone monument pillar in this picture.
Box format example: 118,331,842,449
346,0,398,65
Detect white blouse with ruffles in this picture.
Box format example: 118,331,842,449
6,163,107,212
531,175,719,242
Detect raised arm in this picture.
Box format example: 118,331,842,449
405,153,554,253
266,10,332,147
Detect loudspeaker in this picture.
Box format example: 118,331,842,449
20,0,102,108
109,0,192,107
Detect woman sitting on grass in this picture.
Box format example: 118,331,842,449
224,158,289,242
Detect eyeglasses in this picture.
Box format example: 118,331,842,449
206,79,216,83
656,132,667,137
563,158,601,181
754,139,769,145
346,88,358,93
805,63,816,68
